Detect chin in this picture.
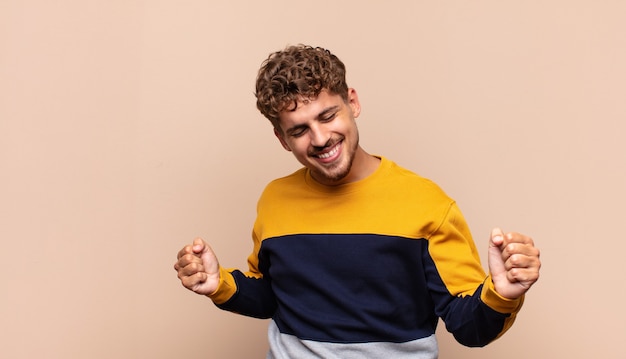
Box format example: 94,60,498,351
315,164,352,184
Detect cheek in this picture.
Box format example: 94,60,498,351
290,141,310,156
335,119,356,137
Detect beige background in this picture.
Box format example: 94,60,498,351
1,1,625,358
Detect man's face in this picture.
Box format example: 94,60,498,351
275,89,362,186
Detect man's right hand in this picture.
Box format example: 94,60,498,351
174,238,220,295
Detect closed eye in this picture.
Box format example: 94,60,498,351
319,106,340,122
320,112,337,122
287,125,308,138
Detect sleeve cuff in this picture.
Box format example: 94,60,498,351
208,266,238,305
480,275,524,314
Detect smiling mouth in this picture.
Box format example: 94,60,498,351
313,141,341,161
318,144,339,158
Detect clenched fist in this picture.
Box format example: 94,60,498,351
174,238,221,295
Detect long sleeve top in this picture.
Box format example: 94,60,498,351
209,157,523,358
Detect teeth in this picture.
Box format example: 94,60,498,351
318,144,339,159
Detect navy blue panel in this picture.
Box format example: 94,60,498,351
215,270,277,319
257,233,438,343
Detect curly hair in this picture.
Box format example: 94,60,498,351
255,45,349,130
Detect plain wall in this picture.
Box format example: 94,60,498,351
1,1,625,358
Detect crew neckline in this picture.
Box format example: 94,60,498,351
303,155,388,194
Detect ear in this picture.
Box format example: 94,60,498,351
274,128,292,151
347,88,361,118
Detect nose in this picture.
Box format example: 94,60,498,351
309,123,330,148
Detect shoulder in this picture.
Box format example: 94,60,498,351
257,167,308,204
381,157,452,203
264,167,307,189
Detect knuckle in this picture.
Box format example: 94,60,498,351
188,262,202,272
182,276,196,288
177,246,190,259
508,253,522,266
505,243,517,254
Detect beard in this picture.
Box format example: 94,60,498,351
309,132,359,185
312,156,354,184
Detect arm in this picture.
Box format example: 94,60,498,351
425,204,540,346
173,237,276,318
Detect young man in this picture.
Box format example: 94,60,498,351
174,45,541,358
